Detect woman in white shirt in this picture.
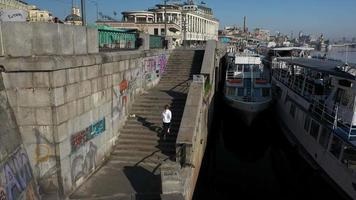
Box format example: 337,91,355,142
162,104,172,139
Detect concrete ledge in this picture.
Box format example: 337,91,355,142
0,22,98,57
200,40,217,83
0,49,167,72
176,82,203,145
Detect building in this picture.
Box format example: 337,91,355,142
0,0,53,22
65,7,82,25
96,1,219,46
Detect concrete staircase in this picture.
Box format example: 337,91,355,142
115,50,204,166
69,49,204,199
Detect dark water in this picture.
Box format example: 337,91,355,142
193,93,347,200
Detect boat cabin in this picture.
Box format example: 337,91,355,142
272,57,356,141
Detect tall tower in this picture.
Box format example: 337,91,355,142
243,16,247,33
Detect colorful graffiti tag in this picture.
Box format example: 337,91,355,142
70,118,106,152
143,54,168,82
0,147,38,200
112,79,129,121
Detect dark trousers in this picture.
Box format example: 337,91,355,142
162,122,171,135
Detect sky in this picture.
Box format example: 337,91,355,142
25,0,356,40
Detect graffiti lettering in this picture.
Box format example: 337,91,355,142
0,187,6,200
35,144,51,163
34,128,55,165
71,118,105,152
1,147,35,200
143,54,168,82
71,142,97,184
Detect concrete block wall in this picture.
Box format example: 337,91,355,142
1,49,170,198
0,22,98,57
0,73,40,200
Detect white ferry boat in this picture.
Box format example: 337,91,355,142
224,51,272,125
272,56,356,199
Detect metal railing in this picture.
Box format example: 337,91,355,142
98,27,138,50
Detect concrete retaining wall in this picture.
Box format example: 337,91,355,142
0,73,40,200
0,22,171,198
0,22,98,57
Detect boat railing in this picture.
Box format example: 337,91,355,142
273,66,356,140
310,98,356,140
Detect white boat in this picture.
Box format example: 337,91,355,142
272,54,356,199
224,50,272,125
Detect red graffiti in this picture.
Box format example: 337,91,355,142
119,80,128,92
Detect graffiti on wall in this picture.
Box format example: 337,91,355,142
70,118,105,153
70,142,97,184
112,79,129,121
0,147,39,200
34,129,54,164
143,54,168,82
0,187,6,200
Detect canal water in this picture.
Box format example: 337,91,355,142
193,92,346,199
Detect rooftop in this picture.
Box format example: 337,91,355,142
278,57,356,80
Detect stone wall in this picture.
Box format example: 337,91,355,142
0,22,170,198
0,73,40,200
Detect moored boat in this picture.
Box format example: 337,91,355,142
224,50,272,125
272,55,356,199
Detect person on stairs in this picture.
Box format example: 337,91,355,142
162,104,172,140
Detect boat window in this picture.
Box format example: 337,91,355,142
254,88,261,97
226,87,236,96
329,135,343,159
244,65,250,72
238,64,243,72
237,88,244,96
304,116,311,132
341,145,356,170
318,126,331,149
262,88,270,97
289,103,296,118
310,120,320,140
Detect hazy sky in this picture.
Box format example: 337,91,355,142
26,0,356,40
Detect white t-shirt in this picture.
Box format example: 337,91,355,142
162,109,172,123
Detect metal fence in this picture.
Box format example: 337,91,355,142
98,26,137,50
149,35,164,49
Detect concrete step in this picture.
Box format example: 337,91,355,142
118,138,175,146
119,133,176,142
124,121,181,129
112,149,175,159
115,142,175,152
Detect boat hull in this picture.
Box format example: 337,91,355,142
224,96,271,125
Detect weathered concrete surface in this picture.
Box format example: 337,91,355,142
0,22,98,57
200,40,217,84
0,49,170,199
0,73,40,200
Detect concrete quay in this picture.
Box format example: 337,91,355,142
0,22,227,200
